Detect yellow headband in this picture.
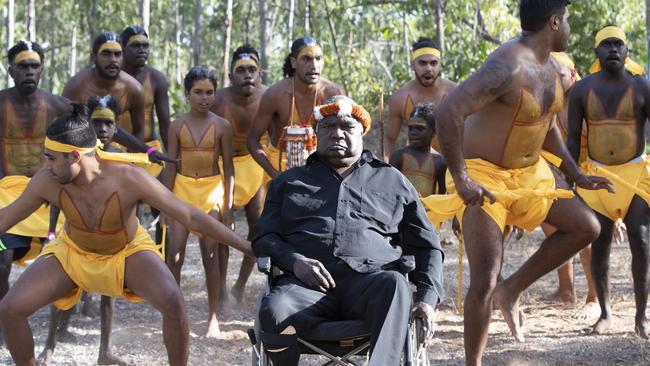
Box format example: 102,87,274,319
14,50,41,64
296,45,322,59
232,58,258,72
191,79,215,91
595,26,627,48
91,107,116,121
412,47,441,62
590,26,643,76
551,52,581,81
98,40,122,54
44,137,96,154
126,34,148,46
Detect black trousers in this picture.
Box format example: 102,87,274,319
259,265,411,366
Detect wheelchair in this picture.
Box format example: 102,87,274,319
248,256,431,366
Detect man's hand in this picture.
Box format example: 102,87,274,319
149,150,180,166
613,218,627,245
575,174,614,193
411,301,436,346
455,176,496,206
293,257,336,292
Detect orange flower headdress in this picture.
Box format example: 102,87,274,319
308,99,372,135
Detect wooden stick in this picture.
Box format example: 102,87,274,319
458,235,463,315
379,90,385,159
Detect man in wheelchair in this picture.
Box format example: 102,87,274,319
252,95,444,365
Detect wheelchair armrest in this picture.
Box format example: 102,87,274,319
257,257,271,274
399,255,416,274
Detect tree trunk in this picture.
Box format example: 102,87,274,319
258,0,269,84
305,0,311,34
27,0,35,41
88,0,98,51
192,0,202,66
647,0,650,76
288,0,295,48
244,0,252,44
434,0,444,54
141,0,150,31
323,1,348,93
174,0,182,84
70,24,77,77
6,0,14,87
221,0,233,87
47,0,57,91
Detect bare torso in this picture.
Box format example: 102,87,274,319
0,89,70,177
573,73,649,165
461,39,565,169
212,85,267,156
262,77,342,147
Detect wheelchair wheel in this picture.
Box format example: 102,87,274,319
411,319,430,366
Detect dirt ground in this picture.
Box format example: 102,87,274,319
0,210,649,365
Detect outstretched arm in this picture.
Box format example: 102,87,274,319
136,168,252,256
112,128,177,165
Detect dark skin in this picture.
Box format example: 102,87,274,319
567,36,650,338
122,35,171,148
384,54,457,161
39,114,164,366
0,144,252,366
389,123,447,195
62,46,145,141
211,60,268,305
163,80,234,338
434,7,612,365
247,46,343,179
541,57,598,317
0,56,69,345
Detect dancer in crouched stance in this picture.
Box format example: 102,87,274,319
0,104,251,366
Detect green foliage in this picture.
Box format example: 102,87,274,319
0,0,646,120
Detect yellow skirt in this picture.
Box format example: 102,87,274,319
219,154,265,208
40,225,163,310
172,173,223,213
0,176,64,238
421,154,574,233
578,156,650,221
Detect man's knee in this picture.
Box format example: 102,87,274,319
570,210,601,243
259,291,295,331
0,295,27,323
157,287,185,316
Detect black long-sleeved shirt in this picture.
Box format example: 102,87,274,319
252,150,444,306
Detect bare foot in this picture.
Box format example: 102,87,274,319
544,289,576,305
574,301,600,321
37,348,54,365
635,318,649,339
97,352,129,366
590,317,611,335
493,285,525,342
231,285,245,305
206,318,221,339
